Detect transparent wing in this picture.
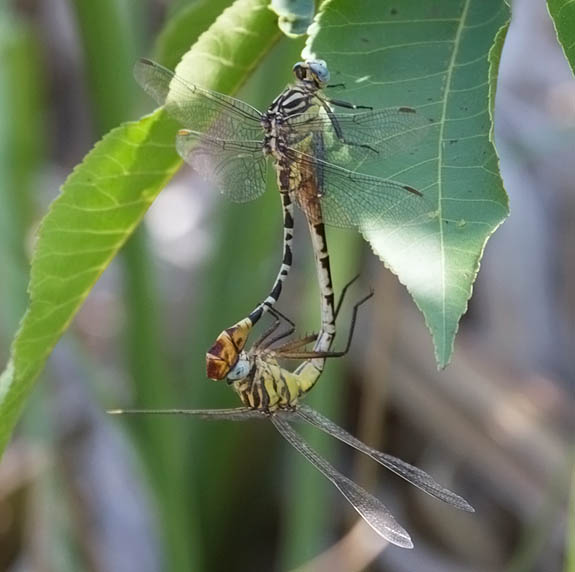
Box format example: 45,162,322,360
108,407,265,422
176,131,268,203
286,148,431,230
295,406,475,512
271,416,413,548
287,106,429,168
134,58,265,141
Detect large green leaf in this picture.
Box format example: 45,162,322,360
548,0,575,74
306,0,510,366
0,0,279,455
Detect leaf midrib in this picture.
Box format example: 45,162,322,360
436,0,470,362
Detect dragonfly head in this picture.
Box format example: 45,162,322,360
293,60,330,89
226,351,252,382
206,319,252,380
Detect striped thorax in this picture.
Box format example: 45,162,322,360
261,59,330,162
226,347,321,413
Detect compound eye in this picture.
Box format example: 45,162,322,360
310,60,330,83
292,61,306,80
227,357,250,381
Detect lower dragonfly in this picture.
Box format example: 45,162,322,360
110,281,474,548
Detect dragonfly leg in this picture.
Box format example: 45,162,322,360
257,306,297,350
273,333,318,353
254,314,286,351
268,276,365,357
327,97,372,111
328,290,374,357
277,290,373,360
334,274,360,320
319,100,378,154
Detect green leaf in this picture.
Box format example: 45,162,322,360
488,21,509,133
306,0,510,367
0,14,43,335
548,0,575,75
154,0,235,68
0,0,279,455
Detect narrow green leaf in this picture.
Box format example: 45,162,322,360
0,112,179,446
0,0,280,455
548,0,575,75
70,0,138,131
306,0,510,366
154,0,234,68
0,14,43,336
71,1,200,570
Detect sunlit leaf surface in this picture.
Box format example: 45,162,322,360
306,0,510,366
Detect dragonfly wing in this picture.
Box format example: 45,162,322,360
271,416,413,548
177,131,268,203
287,149,431,230
134,58,265,140
287,106,429,169
296,406,475,512
109,407,265,422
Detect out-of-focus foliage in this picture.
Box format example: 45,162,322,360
0,14,42,336
308,0,509,367
0,0,279,454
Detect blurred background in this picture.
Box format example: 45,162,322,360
0,0,573,571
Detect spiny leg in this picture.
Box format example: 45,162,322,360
319,98,378,154
328,97,371,111
278,291,373,360
273,333,318,353
270,274,363,354
253,316,284,352
334,274,360,320
255,305,296,351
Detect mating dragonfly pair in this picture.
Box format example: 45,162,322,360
111,58,473,549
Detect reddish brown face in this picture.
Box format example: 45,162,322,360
205,319,252,380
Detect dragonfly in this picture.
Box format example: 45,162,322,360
134,58,430,380
109,279,474,548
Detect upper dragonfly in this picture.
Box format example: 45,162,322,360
135,58,430,376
